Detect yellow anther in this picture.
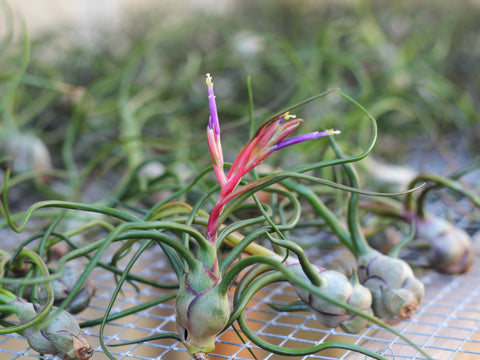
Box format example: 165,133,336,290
206,73,213,87
284,112,296,120
327,129,341,135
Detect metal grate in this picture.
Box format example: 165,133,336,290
1,241,479,360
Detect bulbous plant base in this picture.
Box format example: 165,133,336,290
14,301,93,359
358,249,424,320
286,262,373,333
415,215,474,275
175,263,230,355
379,286,418,320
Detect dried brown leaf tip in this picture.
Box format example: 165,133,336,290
70,333,94,360
193,352,209,360
396,292,418,320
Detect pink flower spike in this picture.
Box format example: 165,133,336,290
226,112,300,180
207,127,227,186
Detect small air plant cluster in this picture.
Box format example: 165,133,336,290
0,249,94,360
1,72,478,360
360,169,479,276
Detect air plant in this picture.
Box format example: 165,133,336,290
413,214,473,274
362,168,479,275
4,265,96,314
221,228,373,335
404,171,479,274
0,24,54,183
0,7,85,189
284,256,373,334
174,73,345,357
280,115,425,320
0,249,93,360
181,74,431,358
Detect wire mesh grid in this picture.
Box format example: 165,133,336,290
1,239,479,360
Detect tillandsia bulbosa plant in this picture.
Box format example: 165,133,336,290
4,264,96,315
0,73,434,360
168,74,431,359
0,249,93,360
278,124,425,321
174,73,365,357
404,171,479,274
361,167,480,275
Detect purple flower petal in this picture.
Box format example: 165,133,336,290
268,129,340,152
206,74,220,135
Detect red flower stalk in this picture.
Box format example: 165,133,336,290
205,73,340,242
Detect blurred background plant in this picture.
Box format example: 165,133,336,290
2,0,479,210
